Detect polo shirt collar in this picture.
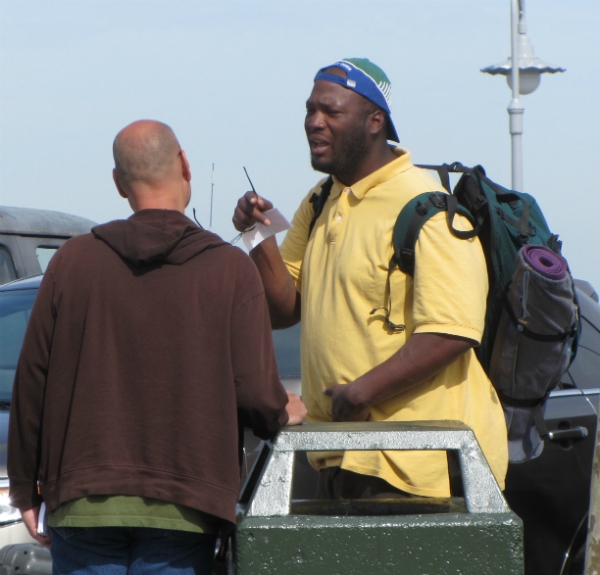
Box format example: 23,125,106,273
331,146,412,200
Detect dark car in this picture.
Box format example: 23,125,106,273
0,206,96,285
1,274,598,574
0,276,42,553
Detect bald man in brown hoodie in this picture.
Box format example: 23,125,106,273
8,120,306,575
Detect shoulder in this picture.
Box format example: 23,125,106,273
409,165,445,189
55,232,112,261
311,176,333,194
383,146,445,196
298,177,332,213
223,245,264,288
290,177,333,229
59,232,99,250
45,233,102,270
394,166,445,197
224,244,257,269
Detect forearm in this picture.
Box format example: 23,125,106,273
8,275,56,508
345,333,474,409
250,237,301,329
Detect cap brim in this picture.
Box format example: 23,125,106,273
386,116,399,143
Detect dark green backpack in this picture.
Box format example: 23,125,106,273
395,162,570,373
395,163,580,462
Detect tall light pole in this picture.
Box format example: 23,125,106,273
481,0,565,191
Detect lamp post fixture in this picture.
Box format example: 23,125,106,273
481,0,565,191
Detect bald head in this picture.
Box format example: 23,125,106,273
112,120,192,213
113,120,181,189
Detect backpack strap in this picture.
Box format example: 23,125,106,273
502,294,577,343
391,192,477,276
373,191,476,333
308,176,334,238
473,167,534,240
446,195,480,240
415,162,469,193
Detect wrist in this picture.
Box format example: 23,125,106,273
345,379,371,409
249,235,277,254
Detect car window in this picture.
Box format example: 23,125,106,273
272,323,301,379
36,247,58,273
0,248,17,285
0,289,37,403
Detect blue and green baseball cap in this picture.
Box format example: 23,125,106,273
314,58,399,143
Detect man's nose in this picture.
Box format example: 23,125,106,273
305,111,325,132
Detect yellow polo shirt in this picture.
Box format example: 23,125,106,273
279,147,508,497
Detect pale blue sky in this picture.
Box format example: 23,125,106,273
1,0,599,285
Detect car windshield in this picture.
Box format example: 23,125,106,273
0,289,37,404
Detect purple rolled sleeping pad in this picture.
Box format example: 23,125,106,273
492,242,576,462
521,244,567,281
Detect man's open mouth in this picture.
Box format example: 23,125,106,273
309,139,330,154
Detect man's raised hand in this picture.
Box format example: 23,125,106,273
232,191,274,232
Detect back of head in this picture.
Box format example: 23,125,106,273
113,120,181,189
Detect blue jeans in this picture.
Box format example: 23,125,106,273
49,526,217,575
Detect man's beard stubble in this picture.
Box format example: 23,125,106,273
310,128,369,184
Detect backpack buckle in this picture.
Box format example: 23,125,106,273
429,193,446,209
416,202,429,216
400,247,415,261
474,196,488,213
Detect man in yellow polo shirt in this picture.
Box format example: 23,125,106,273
233,58,508,498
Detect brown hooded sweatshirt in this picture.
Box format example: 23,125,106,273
8,210,288,525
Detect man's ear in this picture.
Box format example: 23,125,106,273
180,150,192,183
113,169,128,199
367,108,386,138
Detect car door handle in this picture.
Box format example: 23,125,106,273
547,427,588,441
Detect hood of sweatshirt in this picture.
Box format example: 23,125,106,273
92,210,227,266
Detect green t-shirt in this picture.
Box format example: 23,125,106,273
48,496,220,534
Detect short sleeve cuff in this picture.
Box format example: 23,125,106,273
413,323,482,344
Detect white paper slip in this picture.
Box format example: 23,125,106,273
37,501,48,536
242,208,291,250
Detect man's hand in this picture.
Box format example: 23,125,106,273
21,506,51,550
285,390,308,425
324,384,371,422
232,191,274,232
324,334,474,420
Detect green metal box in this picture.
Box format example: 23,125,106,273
233,421,523,575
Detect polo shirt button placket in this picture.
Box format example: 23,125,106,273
329,214,341,244
328,188,351,244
